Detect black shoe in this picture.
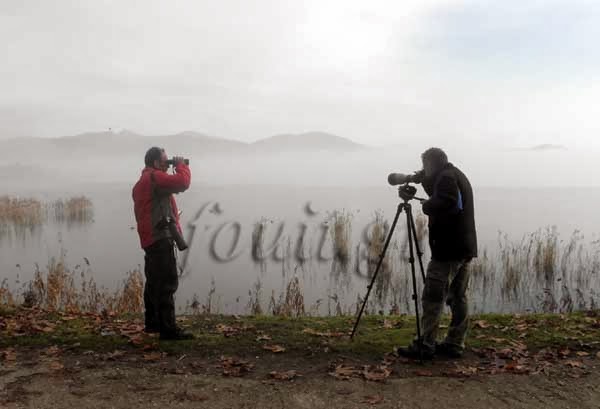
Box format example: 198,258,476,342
144,326,160,334
435,342,464,358
159,328,194,341
396,341,434,360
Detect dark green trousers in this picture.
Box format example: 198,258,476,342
420,259,471,349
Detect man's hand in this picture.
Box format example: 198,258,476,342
173,156,185,166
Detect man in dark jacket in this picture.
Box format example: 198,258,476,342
398,147,477,359
132,147,193,340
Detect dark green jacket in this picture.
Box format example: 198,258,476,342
421,163,477,261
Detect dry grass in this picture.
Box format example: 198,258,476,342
0,196,44,241
247,278,264,315
329,210,352,275
469,228,600,314
269,276,306,317
47,196,94,225
3,253,143,314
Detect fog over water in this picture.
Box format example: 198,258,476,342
2,0,600,314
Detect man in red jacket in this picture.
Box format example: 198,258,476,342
132,147,193,340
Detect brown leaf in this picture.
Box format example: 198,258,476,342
505,361,529,374
220,356,254,377
559,348,571,357
216,324,239,337
361,395,384,405
576,351,590,357
515,323,529,332
269,370,300,381
362,366,392,382
256,334,272,342
43,346,62,356
564,360,584,368
1,348,16,362
106,350,126,360
474,320,489,329
382,319,393,329
453,365,478,377
302,328,345,338
143,352,164,362
263,344,286,353
330,364,360,380
49,361,64,371
415,370,433,377
596,351,600,360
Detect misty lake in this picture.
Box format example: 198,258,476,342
1,183,599,315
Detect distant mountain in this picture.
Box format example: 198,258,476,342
0,130,365,164
250,131,364,152
529,144,567,152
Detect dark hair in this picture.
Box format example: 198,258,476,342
144,147,164,167
421,147,448,167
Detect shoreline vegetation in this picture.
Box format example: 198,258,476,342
1,194,599,316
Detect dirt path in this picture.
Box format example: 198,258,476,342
2,355,600,409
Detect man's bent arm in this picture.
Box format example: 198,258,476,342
422,175,459,216
153,163,191,194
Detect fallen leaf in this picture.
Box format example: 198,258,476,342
330,365,360,380
220,356,254,377
362,366,392,382
576,351,590,357
302,328,345,338
143,352,164,362
474,320,489,329
596,351,600,360
361,395,384,405
383,319,393,329
415,370,433,377
559,348,571,357
1,348,16,362
453,365,478,377
106,350,126,360
515,323,529,332
216,324,239,337
256,334,272,342
564,360,584,368
505,362,529,374
43,346,62,356
263,345,286,353
269,370,300,381
49,361,64,371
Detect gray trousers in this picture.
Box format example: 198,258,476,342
420,259,471,349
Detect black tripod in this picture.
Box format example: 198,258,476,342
350,185,427,358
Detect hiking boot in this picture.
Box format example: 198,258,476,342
159,328,194,341
435,342,464,358
396,341,434,360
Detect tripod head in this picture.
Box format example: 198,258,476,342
398,184,417,202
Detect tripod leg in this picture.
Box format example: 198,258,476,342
405,204,423,363
408,208,426,282
350,203,403,340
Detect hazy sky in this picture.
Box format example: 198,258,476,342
1,0,599,149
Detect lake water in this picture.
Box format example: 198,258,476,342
1,183,599,315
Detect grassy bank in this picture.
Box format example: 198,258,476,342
2,307,599,359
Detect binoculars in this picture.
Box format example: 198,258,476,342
166,158,190,166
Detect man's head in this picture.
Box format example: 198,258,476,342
144,147,168,172
421,147,448,177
